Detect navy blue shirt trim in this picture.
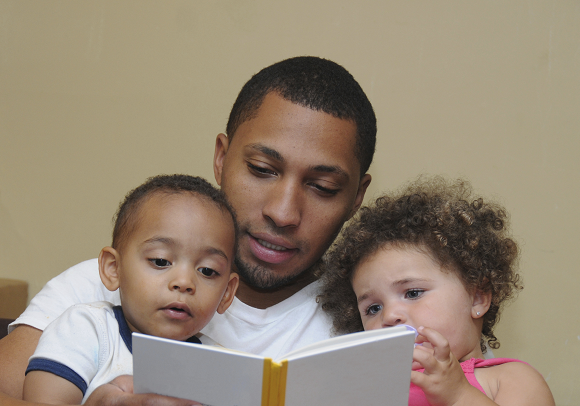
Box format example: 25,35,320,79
26,359,88,395
186,335,202,344
113,306,133,354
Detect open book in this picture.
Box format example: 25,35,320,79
133,326,415,406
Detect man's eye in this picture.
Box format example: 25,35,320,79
198,267,218,277
149,258,171,267
405,289,424,299
310,182,339,196
247,162,276,176
365,304,382,316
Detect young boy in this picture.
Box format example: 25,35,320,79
22,174,240,404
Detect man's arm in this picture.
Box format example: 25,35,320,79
0,325,42,399
1,375,201,406
0,325,201,406
85,376,201,406
0,259,118,399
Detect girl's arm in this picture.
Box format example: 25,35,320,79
411,326,555,406
23,371,83,405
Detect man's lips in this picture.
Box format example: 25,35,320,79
256,238,289,251
248,234,297,264
161,302,192,320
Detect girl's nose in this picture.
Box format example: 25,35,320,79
381,306,406,328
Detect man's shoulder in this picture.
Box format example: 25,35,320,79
10,259,119,333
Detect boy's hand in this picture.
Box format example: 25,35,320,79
86,376,202,406
410,326,474,406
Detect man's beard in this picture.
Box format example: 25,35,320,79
234,256,305,290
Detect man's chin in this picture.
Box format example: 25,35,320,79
234,258,302,291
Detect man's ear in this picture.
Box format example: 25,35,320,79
347,173,372,220
217,272,239,314
98,247,121,292
213,133,230,187
472,290,492,319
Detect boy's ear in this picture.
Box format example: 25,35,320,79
213,133,229,187
216,272,239,314
98,247,122,292
472,290,492,319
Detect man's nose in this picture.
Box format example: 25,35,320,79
262,178,302,228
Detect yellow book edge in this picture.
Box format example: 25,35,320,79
261,358,288,406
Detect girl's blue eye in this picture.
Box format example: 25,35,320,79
149,258,171,267
198,267,217,277
366,304,382,315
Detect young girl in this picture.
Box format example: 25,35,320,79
319,176,555,406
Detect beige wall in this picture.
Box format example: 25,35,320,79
1,1,578,404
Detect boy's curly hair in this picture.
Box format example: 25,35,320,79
318,176,521,352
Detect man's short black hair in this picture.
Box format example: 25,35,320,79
226,56,377,175
112,174,237,252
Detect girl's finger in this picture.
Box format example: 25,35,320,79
417,326,451,362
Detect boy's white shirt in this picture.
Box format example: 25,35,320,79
11,258,334,359
28,302,133,403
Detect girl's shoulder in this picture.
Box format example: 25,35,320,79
474,358,555,406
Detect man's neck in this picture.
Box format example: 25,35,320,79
235,270,318,309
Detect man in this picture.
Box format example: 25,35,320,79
0,56,376,405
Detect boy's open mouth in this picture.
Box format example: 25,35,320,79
163,302,192,317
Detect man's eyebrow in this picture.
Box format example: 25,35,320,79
248,143,349,179
310,164,348,179
248,143,284,162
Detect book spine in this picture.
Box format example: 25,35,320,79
277,360,288,406
261,359,288,406
262,358,273,406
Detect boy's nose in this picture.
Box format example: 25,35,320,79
169,271,196,294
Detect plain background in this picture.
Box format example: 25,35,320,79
0,1,578,404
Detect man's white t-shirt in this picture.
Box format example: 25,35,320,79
11,259,334,358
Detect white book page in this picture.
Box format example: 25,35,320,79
283,330,415,406
133,333,265,406
281,325,410,360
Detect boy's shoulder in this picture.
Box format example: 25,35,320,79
63,301,118,318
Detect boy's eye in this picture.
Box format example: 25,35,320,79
149,258,171,268
198,267,218,277
365,304,382,316
405,289,424,299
